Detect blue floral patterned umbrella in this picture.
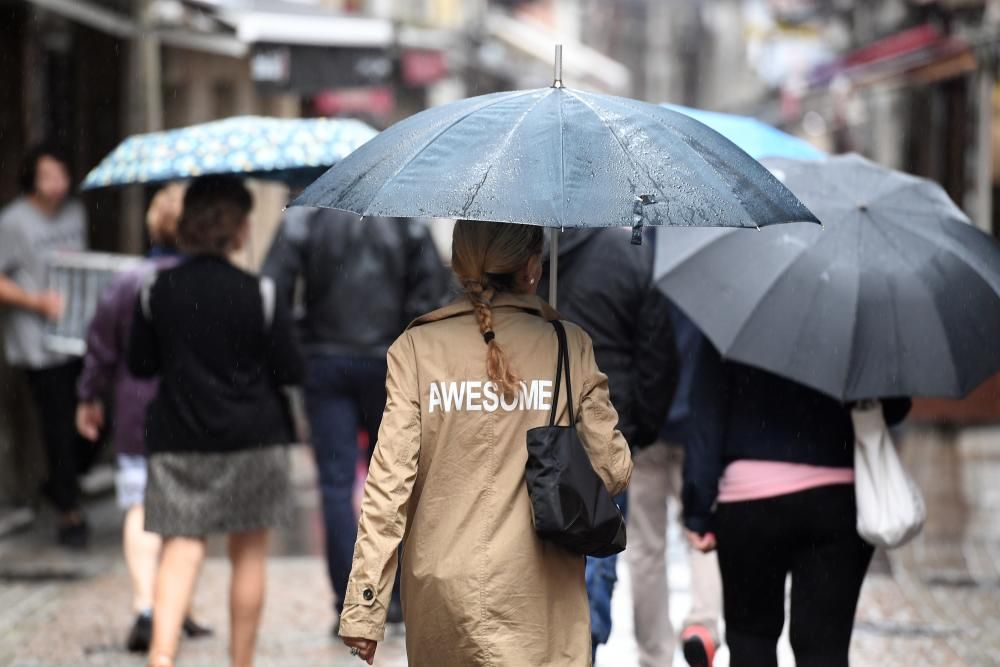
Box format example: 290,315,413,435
81,116,378,190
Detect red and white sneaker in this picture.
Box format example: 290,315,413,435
681,624,717,667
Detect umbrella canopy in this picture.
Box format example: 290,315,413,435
81,116,378,190
291,86,817,232
654,153,1000,401
662,104,825,160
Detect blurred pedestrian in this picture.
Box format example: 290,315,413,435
262,207,449,632
536,227,677,663
628,305,723,667
76,183,211,652
338,220,632,666
0,143,91,548
685,349,910,667
128,176,304,667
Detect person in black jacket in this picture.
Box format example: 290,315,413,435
261,206,450,631
129,176,304,667
684,345,910,667
537,226,678,661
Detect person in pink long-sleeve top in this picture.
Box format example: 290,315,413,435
75,184,210,653
683,344,910,667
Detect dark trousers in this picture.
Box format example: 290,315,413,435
586,493,627,663
716,484,874,667
305,353,400,612
24,360,93,514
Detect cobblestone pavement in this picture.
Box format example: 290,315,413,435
1,434,998,667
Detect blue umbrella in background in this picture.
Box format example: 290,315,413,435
81,116,378,190
662,104,825,160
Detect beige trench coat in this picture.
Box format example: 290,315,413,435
339,292,633,666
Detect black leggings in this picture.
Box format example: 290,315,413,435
25,360,94,513
716,484,874,667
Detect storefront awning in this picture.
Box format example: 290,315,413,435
810,24,977,89
213,2,393,49
25,0,248,57
486,12,631,94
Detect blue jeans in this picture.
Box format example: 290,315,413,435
587,493,628,661
305,353,399,612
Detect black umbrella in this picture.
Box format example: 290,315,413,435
654,153,1000,400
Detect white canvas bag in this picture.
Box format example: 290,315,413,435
851,401,926,548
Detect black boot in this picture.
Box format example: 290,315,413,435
182,616,214,639
125,614,152,653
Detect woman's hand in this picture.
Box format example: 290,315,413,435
343,636,377,665
76,401,105,441
686,530,717,553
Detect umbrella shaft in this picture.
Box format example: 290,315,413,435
549,228,559,309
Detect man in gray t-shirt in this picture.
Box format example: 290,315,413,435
0,145,90,548
0,195,87,367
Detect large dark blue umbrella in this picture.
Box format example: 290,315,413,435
655,154,1000,400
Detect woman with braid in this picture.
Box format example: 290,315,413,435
339,220,632,666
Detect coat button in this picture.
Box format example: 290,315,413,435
363,588,374,601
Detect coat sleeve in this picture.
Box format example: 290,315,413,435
77,275,130,401
264,281,305,386
126,283,159,379
261,212,308,311
882,398,912,426
403,221,451,324
628,285,679,449
573,326,633,497
339,333,421,642
681,342,728,535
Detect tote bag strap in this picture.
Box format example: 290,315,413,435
547,320,576,427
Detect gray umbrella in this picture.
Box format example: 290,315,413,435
654,153,1000,400
291,52,816,305
292,86,814,232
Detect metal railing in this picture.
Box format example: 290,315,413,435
44,251,143,357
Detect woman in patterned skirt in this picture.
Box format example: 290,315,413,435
128,175,304,667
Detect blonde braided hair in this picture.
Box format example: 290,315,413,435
451,220,544,399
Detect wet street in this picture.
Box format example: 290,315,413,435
1,427,998,667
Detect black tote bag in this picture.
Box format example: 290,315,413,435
524,320,626,558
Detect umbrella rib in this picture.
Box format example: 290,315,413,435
879,216,1000,291
861,217,963,397
558,89,566,227
360,89,542,217
721,236,818,355
562,90,668,203
612,98,768,224
654,229,737,282
841,218,866,402
460,89,554,217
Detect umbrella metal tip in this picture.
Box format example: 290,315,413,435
553,44,563,88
